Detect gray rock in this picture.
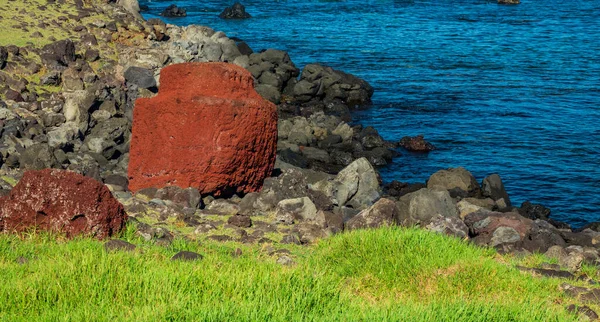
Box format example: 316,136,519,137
155,186,202,209
47,122,80,149
293,222,329,244
84,117,130,160
124,66,156,89
482,174,511,207
19,143,59,170
293,79,319,98
254,84,281,104
396,188,459,226
346,198,398,230
491,227,521,247
330,157,380,210
276,197,318,224
206,199,241,215
427,167,481,197
426,215,469,239
62,90,95,132
301,147,330,163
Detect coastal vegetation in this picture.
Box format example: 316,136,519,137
0,225,592,321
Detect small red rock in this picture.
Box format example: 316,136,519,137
128,62,278,196
399,135,435,152
0,169,127,239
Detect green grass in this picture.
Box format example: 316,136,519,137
0,226,584,321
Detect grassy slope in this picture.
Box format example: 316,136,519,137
0,226,589,321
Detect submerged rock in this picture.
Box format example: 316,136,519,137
160,4,187,17
399,135,435,152
219,2,251,19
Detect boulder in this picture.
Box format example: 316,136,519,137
128,63,278,196
399,135,435,152
498,0,520,4
464,211,533,248
396,188,459,226
427,167,481,197
295,64,374,106
275,197,318,224
219,2,252,19
40,39,76,68
124,66,156,89
0,169,127,239
160,4,187,17
325,157,380,210
481,174,511,207
518,201,551,220
346,198,398,230
19,143,60,170
426,215,469,239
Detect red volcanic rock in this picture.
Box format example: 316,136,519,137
399,135,435,152
128,62,278,196
0,169,127,239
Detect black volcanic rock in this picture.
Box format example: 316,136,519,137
160,4,187,17
219,2,251,19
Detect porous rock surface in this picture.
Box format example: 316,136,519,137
128,62,278,196
0,169,127,239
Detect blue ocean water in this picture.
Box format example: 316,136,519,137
141,0,600,227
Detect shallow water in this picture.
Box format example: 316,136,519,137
141,0,600,227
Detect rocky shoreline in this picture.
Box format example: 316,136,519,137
0,0,599,276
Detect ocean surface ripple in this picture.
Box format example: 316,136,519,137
141,0,600,227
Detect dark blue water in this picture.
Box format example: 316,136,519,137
141,0,600,227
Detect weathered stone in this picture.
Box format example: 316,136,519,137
426,215,469,239
275,197,318,224
0,169,127,239
330,157,380,210
227,215,252,228
128,63,277,196
346,198,398,230
427,167,481,197
396,188,459,226
482,174,511,207
19,143,59,170
124,66,156,89
465,211,533,247
40,39,76,68
206,199,240,215
155,186,201,209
